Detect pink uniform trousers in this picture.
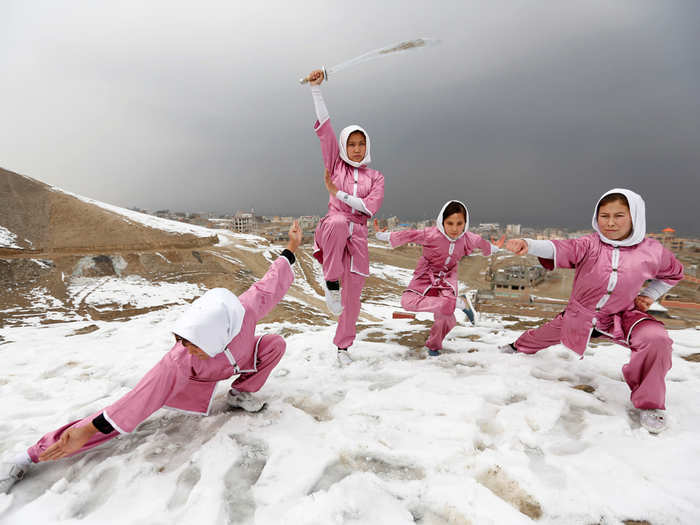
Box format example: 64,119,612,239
401,289,457,351
514,314,672,409
315,214,367,349
315,214,352,281
27,335,285,463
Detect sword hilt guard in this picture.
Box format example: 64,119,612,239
299,66,327,85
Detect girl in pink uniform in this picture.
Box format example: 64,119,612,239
376,200,502,356
306,69,385,365
1,224,302,494
503,189,683,433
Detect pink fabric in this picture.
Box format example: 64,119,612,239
514,312,673,409
314,214,350,282
333,252,366,349
27,258,294,461
390,227,492,296
27,412,118,463
536,235,683,354
312,119,384,277
401,289,457,351
227,258,294,369
232,334,286,392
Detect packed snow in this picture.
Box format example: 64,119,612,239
1,282,699,524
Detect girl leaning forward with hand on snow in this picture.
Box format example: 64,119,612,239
501,189,683,433
306,69,385,365
375,200,504,357
1,222,303,494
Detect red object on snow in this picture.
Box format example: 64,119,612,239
392,311,416,319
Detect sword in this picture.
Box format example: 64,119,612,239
299,37,440,84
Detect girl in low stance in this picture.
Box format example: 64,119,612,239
376,200,503,356
503,189,683,433
1,223,303,493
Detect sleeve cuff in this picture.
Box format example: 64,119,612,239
92,413,115,434
376,231,391,242
280,249,296,265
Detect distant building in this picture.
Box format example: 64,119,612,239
232,211,253,233
299,215,320,230
506,224,521,236
648,228,684,251
492,265,546,290
209,218,234,229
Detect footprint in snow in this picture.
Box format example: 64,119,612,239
167,463,201,510
223,435,268,524
308,452,424,494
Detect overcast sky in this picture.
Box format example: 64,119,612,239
2,1,699,234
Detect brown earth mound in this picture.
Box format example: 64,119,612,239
1,167,345,329
0,167,217,256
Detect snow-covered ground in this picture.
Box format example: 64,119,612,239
0,226,21,249
1,292,700,524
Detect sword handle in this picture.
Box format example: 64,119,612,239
298,67,327,85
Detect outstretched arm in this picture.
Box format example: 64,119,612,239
308,70,340,174
39,423,99,461
468,232,504,256
239,221,301,322
388,228,426,248
309,69,329,125
505,238,555,258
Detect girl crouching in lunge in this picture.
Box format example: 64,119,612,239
1,223,303,493
503,189,683,433
376,200,503,357
306,69,385,365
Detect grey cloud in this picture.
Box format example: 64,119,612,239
1,0,698,234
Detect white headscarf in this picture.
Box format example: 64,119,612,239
172,288,245,357
591,188,646,247
338,125,371,168
436,200,469,241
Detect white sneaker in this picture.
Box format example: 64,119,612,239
226,389,266,412
336,348,353,366
640,409,667,434
0,462,27,494
499,343,518,354
325,287,343,316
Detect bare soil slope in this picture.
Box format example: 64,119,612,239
0,167,216,256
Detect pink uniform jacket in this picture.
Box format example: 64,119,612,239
539,234,683,355
390,227,493,296
313,119,385,276
103,257,294,432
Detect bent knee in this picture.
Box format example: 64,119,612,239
630,322,672,352
265,334,286,353
326,215,349,230
401,293,417,311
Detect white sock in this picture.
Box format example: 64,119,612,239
12,451,32,466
